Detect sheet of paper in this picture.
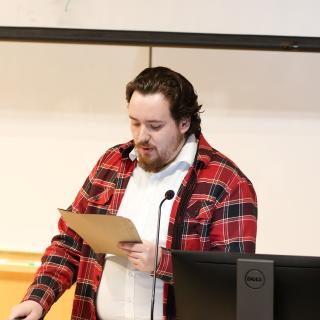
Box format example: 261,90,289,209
59,209,142,256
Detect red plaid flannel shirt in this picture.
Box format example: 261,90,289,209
23,134,257,319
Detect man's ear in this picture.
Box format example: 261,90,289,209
179,117,191,134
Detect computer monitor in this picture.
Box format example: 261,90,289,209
172,250,320,320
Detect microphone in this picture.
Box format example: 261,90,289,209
150,190,175,320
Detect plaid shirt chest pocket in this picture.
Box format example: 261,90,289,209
181,200,216,251
86,186,115,215
84,164,121,215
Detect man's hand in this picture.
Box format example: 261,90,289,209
118,240,161,273
8,300,43,320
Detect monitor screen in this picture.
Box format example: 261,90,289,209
172,250,320,320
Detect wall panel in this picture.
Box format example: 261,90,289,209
0,41,148,252
153,47,320,255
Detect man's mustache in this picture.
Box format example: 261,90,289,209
135,142,155,148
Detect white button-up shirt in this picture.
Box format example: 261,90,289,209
96,135,197,320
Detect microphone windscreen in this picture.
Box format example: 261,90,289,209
165,190,175,200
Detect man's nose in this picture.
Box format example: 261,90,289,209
137,126,150,143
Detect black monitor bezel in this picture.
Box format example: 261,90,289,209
172,250,320,320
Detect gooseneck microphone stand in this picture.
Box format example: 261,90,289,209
150,190,175,320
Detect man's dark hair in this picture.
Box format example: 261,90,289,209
126,66,202,137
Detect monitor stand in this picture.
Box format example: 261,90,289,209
237,258,274,320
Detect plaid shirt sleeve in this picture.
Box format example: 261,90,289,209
22,217,84,314
22,154,105,314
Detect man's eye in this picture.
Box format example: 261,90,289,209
150,124,162,130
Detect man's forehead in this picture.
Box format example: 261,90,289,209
128,92,172,121
129,114,166,123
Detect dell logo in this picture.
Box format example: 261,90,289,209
246,276,263,282
245,269,265,289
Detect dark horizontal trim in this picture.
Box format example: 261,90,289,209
0,26,320,52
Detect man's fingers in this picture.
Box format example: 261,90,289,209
8,300,43,320
118,242,143,253
128,255,142,269
118,240,156,272
127,251,143,260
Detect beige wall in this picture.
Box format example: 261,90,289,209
153,48,320,255
0,41,146,251
1,41,320,257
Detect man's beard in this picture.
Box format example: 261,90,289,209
135,143,166,173
135,134,184,173
137,153,164,172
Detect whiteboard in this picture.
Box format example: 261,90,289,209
1,0,320,37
